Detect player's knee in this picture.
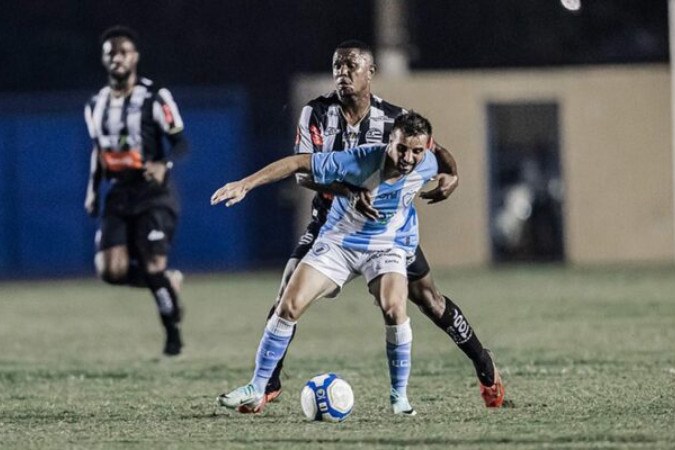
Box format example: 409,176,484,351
99,266,128,285
277,300,302,322
408,278,444,319
380,300,407,325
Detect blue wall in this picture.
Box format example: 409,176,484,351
0,87,287,278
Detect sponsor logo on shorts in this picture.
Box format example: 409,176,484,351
147,230,166,241
406,254,416,267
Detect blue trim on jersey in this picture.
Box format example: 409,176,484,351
311,145,438,254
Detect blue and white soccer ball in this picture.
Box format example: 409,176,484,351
300,372,354,422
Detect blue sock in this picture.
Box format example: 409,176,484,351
250,313,296,393
386,318,413,399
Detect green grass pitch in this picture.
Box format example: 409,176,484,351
1,265,674,449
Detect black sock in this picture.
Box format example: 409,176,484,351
435,296,494,386
125,261,148,287
145,271,181,324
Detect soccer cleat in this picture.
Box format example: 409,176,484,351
479,356,505,408
218,384,266,413
390,389,417,416
236,383,282,413
163,323,183,356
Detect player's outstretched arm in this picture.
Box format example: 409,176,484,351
420,142,459,204
211,154,312,207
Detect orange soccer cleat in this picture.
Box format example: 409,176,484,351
479,362,505,408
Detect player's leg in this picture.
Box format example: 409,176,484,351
135,207,183,356
407,246,504,407
95,213,147,287
219,261,339,412
364,249,416,415
263,222,321,400
96,213,131,284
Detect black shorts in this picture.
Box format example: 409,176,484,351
290,220,431,282
98,206,177,260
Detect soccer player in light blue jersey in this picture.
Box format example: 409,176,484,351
211,112,436,415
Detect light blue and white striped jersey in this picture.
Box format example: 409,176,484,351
311,144,438,254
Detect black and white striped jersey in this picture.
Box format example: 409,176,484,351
294,91,406,223
84,77,185,181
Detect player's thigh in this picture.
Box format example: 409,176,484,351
368,272,409,325
133,207,177,265
276,257,301,302
362,248,409,323
97,214,130,275
278,262,340,320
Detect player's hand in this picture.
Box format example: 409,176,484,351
420,173,458,204
211,181,249,207
144,161,168,184
354,191,380,221
84,192,99,217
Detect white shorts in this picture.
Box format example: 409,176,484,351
301,238,408,297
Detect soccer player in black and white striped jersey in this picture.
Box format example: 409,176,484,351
84,26,188,356
248,40,504,410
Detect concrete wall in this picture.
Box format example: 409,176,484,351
292,64,674,267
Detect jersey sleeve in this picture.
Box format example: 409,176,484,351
152,88,185,134
294,105,322,155
311,145,383,186
84,101,97,141
417,151,440,182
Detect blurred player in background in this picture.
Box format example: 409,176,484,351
84,26,188,356
214,112,439,415
256,40,504,408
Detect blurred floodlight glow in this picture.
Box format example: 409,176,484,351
561,0,581,11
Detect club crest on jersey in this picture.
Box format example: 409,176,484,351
312,242,330,256
365,129,383,143
403,191,416,207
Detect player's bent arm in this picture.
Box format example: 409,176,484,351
211,154,312,207
431,142,458,177
84,146,102,217
421,142,459,204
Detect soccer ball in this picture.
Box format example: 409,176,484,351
300,372,354,422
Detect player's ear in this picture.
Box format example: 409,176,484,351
368,64,376,79
427,136,434,150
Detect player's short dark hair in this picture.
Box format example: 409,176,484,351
393,111,433,137
100,25,139,48
336,39,371,52
335,40,373,58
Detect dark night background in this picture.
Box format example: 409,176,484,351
2,1,668,109
0,0,669,273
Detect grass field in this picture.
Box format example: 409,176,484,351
1,265,674,449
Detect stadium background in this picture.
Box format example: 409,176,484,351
0,0,670,278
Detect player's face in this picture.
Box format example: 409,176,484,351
332,48,374,100
389,129,430,175
102,37,138,80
